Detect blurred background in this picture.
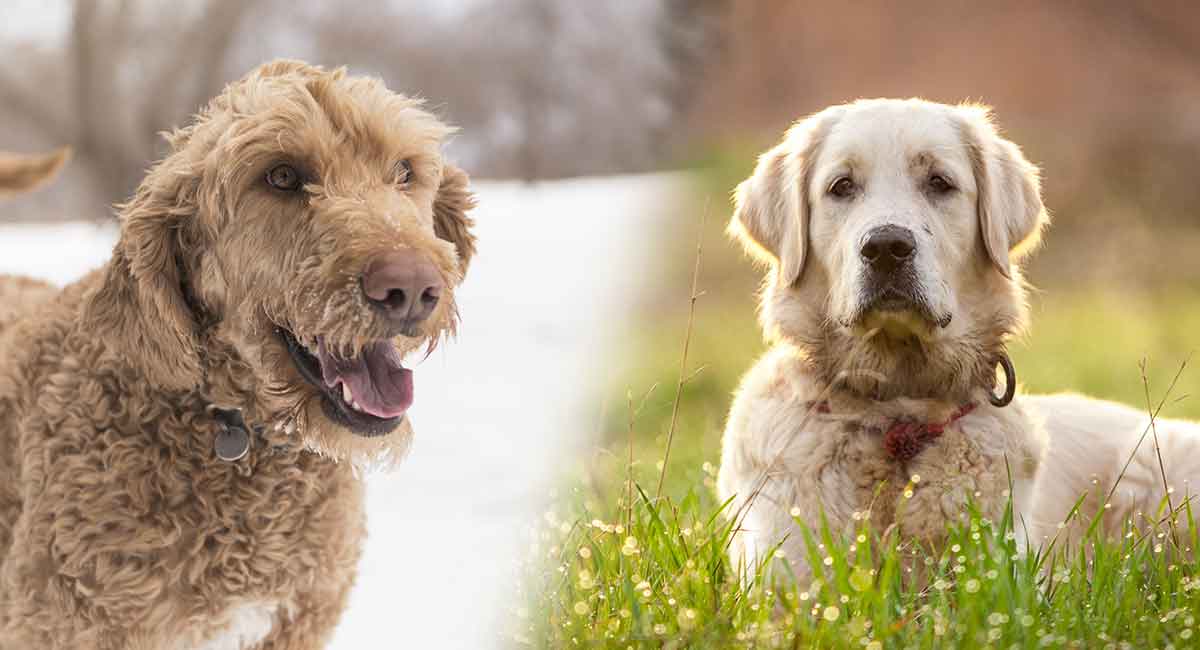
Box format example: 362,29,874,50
0,0,723,219
3,0,1200,644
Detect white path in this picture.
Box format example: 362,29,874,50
0,174,684,649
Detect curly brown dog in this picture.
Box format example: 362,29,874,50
0,60,476,649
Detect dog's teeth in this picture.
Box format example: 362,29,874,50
341,383,353,404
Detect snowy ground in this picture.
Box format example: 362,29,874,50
0,174,684,649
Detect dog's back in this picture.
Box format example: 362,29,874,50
0,275,57,334
0,275,56,571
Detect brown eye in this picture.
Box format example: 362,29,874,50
395,159,414,187
928,174,955,194
266,164,301,191
829,177,856,198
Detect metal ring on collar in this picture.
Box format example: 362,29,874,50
989,353,1016,408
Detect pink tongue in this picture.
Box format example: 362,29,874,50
318,339,413,418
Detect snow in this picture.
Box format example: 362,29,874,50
0,174,684,649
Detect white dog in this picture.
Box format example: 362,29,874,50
717,98,1200,579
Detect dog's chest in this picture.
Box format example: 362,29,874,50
176,601,280,650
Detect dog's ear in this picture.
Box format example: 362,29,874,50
959,106,1048,278
433,163,477,278
728,116,826,286
83,172,202,392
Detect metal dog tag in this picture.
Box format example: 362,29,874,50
215,424,250,462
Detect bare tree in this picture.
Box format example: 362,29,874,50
0,0,263,208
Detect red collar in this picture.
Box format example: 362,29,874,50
807,401,976,462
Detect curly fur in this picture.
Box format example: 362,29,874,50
0,60,476,649
717,99,1048,581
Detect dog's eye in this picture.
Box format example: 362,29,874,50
395,160,414,187
928,174,955,194
828,177,856,198
266,164,302,192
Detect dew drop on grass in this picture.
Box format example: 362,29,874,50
850,567,873,592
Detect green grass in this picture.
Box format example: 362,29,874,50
516,473,1200,648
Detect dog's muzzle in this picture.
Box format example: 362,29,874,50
852,225,950,329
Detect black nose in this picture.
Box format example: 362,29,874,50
860,225,916,274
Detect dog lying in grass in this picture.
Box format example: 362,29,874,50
718,98,1200,581
0,60,476,649
717,99,1049,580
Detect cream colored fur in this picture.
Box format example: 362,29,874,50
718,99,1049,580
1026,394,1200,550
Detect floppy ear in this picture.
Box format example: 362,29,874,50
433,163,478,278
83,176,202,392
728,117,825,286
959,106,1048,278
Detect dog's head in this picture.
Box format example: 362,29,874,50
84,60,476,465
731,99,1046,400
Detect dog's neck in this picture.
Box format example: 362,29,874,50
190,328,304,463
792,328,1001,405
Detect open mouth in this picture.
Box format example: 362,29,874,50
278,327,412,437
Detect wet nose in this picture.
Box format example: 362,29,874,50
361,250,444,327
860,225,917,274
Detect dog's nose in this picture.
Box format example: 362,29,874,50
361,250,443,326
860,225,917,274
